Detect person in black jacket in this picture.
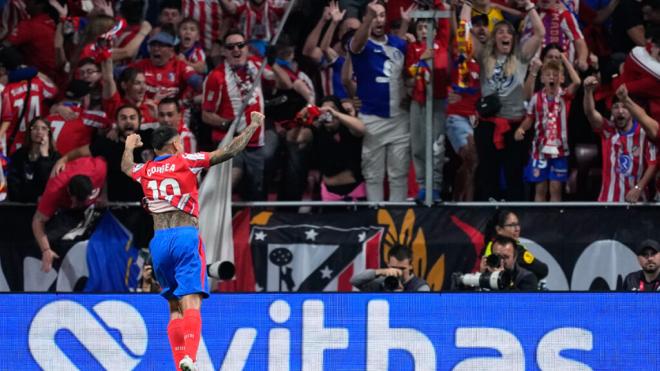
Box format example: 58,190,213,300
350,245,431,292
482,209,548,281
623,239,660,291
7,117,60,202
489,235,538,291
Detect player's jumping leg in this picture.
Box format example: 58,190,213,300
167,299,186,370
178,293,202,371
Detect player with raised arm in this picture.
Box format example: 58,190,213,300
121,111,264,371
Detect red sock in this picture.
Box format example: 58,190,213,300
167,318,186,367
182,309,202,361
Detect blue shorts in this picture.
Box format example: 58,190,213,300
149,226,209,301
524,156,569,183
446,114,474,151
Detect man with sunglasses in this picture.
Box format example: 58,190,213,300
623,239,660,291
131,30,204,102
202,30,289,200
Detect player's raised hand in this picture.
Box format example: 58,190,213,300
125,133,143,150
250,111,265,127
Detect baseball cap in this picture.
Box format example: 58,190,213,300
65,80,91,100
636,239,660,255
148,31,179,47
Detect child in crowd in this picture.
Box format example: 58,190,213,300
178,18,207,74
515,56,580,201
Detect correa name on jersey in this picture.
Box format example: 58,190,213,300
146,163,177,177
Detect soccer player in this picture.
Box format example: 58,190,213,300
121,111,264,371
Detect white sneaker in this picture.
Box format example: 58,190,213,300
179,355,197,371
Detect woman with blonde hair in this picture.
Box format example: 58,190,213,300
463,0,545,201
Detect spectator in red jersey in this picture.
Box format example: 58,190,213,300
585,78,657,202
131,26,203,102
3,0,57,79
47,80,109,156
520,0,589,70
7,116,60,202
405,13,450,202
202,30,289,201
158,97,197,153
515,57,581,202
32,155,107,272
178,17,207,74
181,0,226,52
0,63,58,155
220,0,287,56
101,57,159,129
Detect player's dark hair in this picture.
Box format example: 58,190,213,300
492,235,518,257
388,245,413,261
68,175,94,202
152,125,180,150
158,97,180,112
115,103,143,124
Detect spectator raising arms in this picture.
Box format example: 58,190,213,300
350,0,410,201
469,0,545,201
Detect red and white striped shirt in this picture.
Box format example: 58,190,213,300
201,57,273,146
182,0,223,52
132,152,211,217
527,89,573,160
234,0,285,42
597,119,657,202
1,75,58,154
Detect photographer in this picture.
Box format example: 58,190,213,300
350,245,430,292
485,235,538,291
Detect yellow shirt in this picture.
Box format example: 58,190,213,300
471,7,504,33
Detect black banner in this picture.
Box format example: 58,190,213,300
2,204,658,291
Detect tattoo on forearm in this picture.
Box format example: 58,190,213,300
211,123,259,165
121,148,135,175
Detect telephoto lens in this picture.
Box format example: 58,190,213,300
207,261,236,280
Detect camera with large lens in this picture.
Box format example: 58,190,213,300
451,270,512,291
383,275,404,291
206,261,236,281
486,253,501,269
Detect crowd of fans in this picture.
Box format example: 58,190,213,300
0,0,658,207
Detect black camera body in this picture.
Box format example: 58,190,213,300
383,275,404,291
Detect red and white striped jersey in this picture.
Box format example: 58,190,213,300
527,89,573,160
131,58,197,101
182,0,223,52
202,57,273,146
47,105,109,155
234,0,285,42
597,120,656,202
183,44,206,64
132,152,211,217
1,75,58,154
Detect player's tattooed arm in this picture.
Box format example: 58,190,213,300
210,112,265,165
121,134,143,177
